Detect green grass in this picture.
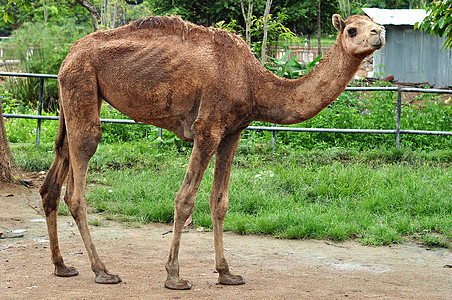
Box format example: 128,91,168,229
10,141,452,248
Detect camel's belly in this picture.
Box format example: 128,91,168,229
100,85,199,142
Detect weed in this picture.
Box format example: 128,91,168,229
420,233,451,248
58,201,71,216
88,219,102,226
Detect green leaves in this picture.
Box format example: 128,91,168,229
250,12,301,61
2,0,33,24
266,49,322,79
415,0,452,49
3,11,15,24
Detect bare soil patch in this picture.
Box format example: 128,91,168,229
1,182,451,299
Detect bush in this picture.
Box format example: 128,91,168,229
3,20,90,111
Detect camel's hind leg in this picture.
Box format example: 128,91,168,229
59,82,121,284
64,161,120,283
39,118,78,277
210,131,245,285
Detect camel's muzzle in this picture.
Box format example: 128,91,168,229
370,26,386,50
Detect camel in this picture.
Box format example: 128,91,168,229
39,14,385,289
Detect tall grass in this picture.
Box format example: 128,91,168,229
10,142,452,248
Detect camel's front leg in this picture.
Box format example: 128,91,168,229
210,131,245,285
165,136,218,290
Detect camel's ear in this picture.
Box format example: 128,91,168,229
332,14,345,32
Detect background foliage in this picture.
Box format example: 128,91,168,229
416,0,452,49
1,0,431,36
3,19,90,110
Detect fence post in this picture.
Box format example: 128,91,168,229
396,87,402,151
271,123,276,152
36,78,44,147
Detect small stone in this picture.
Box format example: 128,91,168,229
19,179,33,187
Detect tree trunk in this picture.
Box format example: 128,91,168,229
240,0,253,48
43,0,48,23
74,0,100,32
261,0,273,65
102,0,108,28
0,104,13,182
338,0,351,19
317,0,322,57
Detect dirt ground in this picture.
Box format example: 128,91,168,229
1,181,451,300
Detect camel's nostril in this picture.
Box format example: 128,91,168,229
370,29,379,35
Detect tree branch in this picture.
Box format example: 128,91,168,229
74,0,100,31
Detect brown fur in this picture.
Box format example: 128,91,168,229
39,14,384,289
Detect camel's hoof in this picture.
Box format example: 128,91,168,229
95,271,122,284
54,265,79,277
218,273,246,285
164,277,192,290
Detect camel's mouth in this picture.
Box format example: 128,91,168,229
370,42,384,50
369,36,385,50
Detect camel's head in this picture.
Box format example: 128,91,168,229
332,14,385,57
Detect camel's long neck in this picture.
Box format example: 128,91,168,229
250,40,364,125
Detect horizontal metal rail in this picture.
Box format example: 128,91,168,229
247,126,452,136
344,86,452,94
2,113,143,124
0,71,58,79
2,72,451,93
6,114,451,136
1,72,452,150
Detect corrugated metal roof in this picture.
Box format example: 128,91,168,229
362,8,427,26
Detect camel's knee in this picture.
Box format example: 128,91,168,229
174,195,196,221
86,128,102,154
40,187,60,217
79,129,101,159
210,193,229,220
66,200,86,222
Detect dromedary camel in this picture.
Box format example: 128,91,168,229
39,14,385,289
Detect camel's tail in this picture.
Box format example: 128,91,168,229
54,106,67,158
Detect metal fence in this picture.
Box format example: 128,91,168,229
1,72,452,150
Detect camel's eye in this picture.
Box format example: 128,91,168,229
347,28,357,37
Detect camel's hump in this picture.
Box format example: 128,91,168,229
127,16,247,48
130,15,190,31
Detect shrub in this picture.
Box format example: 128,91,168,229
3,20,90,111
